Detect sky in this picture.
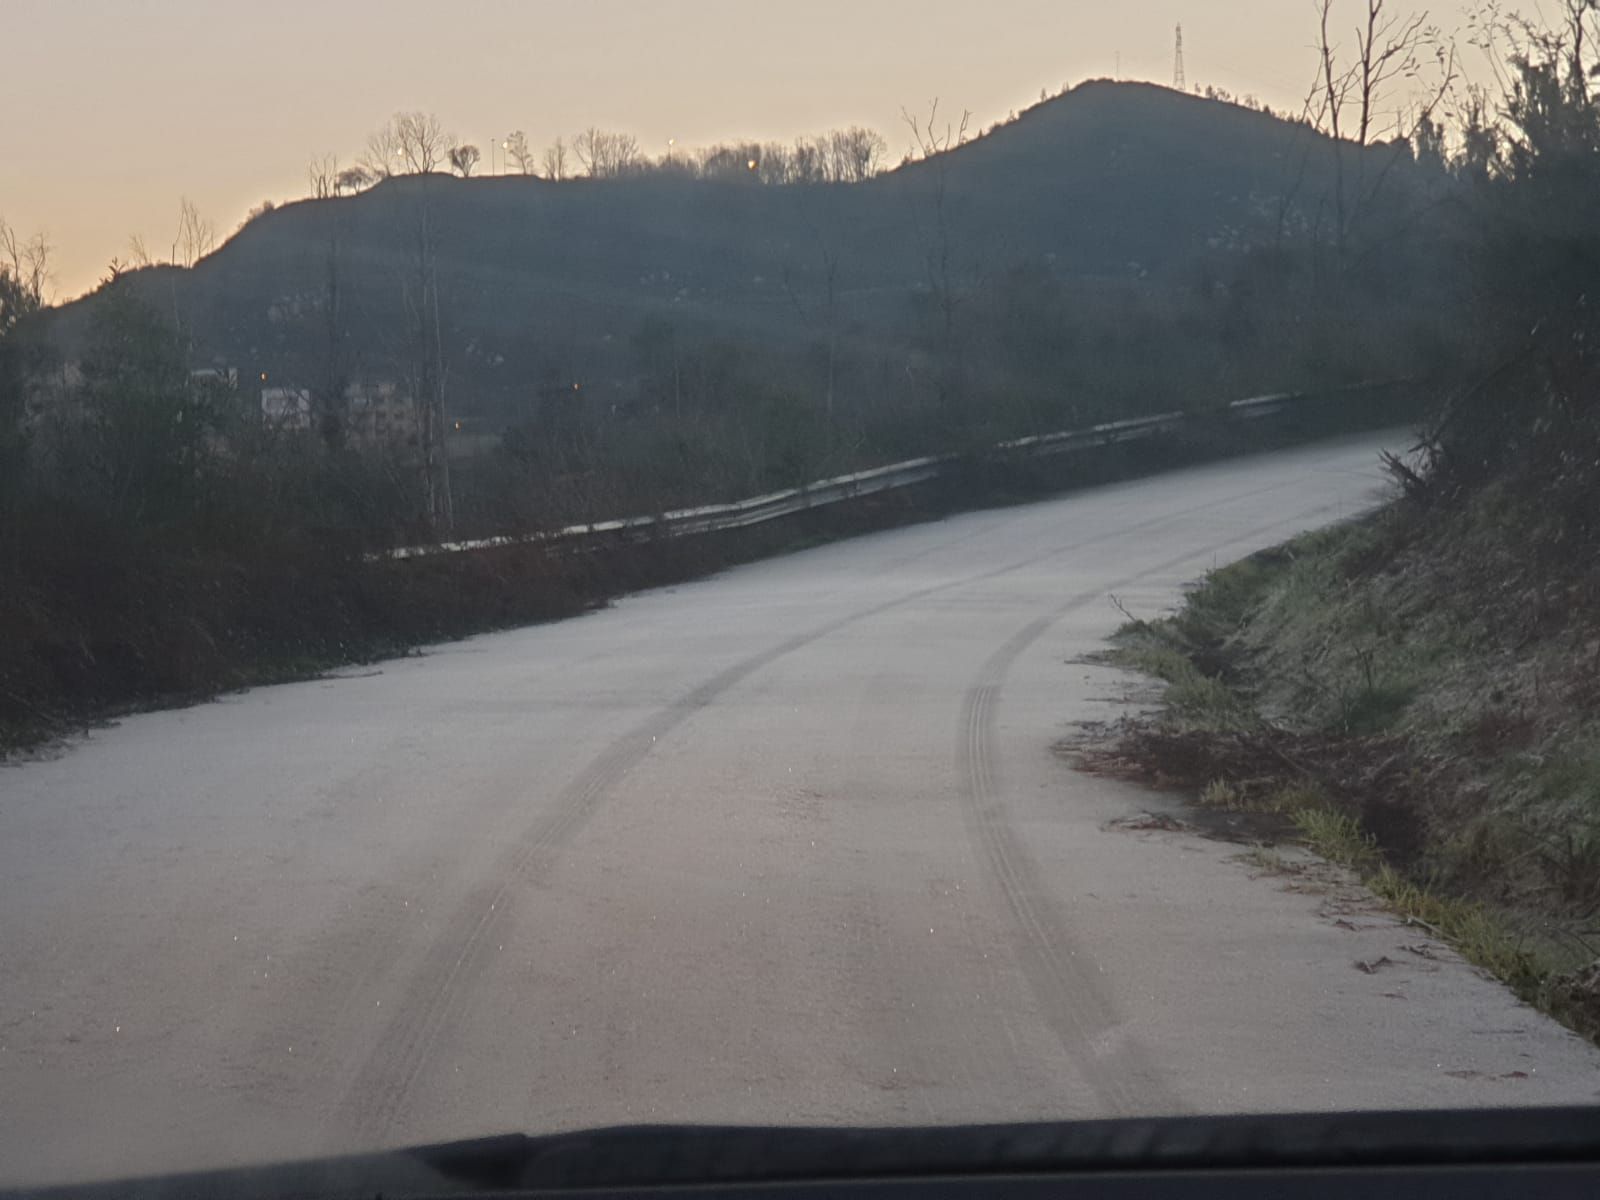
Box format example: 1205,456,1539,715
3,0,1513,298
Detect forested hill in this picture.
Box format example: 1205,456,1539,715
49,81,1438,427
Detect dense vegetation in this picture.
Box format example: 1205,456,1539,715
1095,12,1600,1038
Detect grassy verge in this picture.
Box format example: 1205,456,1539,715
1090,501,1600,1042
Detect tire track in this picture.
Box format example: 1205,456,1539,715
957,504,1345,1117
333,478,1314,1145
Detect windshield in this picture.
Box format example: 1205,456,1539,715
4,0,1600,1188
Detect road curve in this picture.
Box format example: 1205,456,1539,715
4,433,1598,1185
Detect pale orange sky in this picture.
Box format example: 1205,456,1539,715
4,0,1505,298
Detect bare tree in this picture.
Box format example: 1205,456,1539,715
1307,1,1457,267
828,127,888,181
172,198,215,268
792,138,825,183
899,100,969,406
449,143,482,176
396,111,451,172
363,112,452,176
901,99,971,160
0,218,50,305
361,123,402,178
505,130,538,174
757,142,795,185
128,234,154,268
308,153,340,199
574,128,641,178
542,137,570,180
574,127,603,177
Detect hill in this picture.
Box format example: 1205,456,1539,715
47,82,1439,434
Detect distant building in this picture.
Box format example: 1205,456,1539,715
345,380,419,447
190,367,239,389
262,386,312,430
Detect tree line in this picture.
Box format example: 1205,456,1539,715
300,112,891,196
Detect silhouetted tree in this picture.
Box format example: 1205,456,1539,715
505,130,537,174
542,137,570,180
73,290,210,523
171,198,215,268
308,153,339,199
335,165,377,194
574,128,641,178
0,221,49,548
363,112,452,176
449,143,482,177
827,127,888,181
1308,0,1456,261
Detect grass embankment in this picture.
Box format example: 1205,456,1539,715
1095,488,1600,1041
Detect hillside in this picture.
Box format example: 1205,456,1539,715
48,82,1437,430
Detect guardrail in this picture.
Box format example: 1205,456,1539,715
388,384,1389,562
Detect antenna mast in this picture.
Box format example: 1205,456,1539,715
1173,23,1187,91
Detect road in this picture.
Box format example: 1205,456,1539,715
3,433,1598,1186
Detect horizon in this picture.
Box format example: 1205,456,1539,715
7,0,1498,299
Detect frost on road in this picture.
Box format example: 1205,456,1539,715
4,433,1598,1186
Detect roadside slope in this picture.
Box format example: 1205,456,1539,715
1091,439,1600,1039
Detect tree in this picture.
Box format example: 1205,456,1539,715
899,100,970,411
542,137,570,180
1,219,49,533
828,127,888,181
171,198,214,268
698,142,764,181
363,111,452,176
574,127,641,178
1307,1,1456,261
397,190,453,530
780,196,845,425
395,111,451,173
308,153,339,199
449,143,482,177
361,123,402,178
901,99,971,160
792,138,825,184
75,289,207,523
505,130,537,174
335,165,377,195
0,218,50,305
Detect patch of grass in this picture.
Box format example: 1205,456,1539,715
1200,779,1244,809
1294,806,1381,870
1287,801,1552,1005
1172,554,1279,646
1237,844,1302,875
1199,778,1321,815
1368,866,1545,997
1110,640,1251,729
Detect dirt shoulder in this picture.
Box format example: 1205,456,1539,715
1077,486,1600,1043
